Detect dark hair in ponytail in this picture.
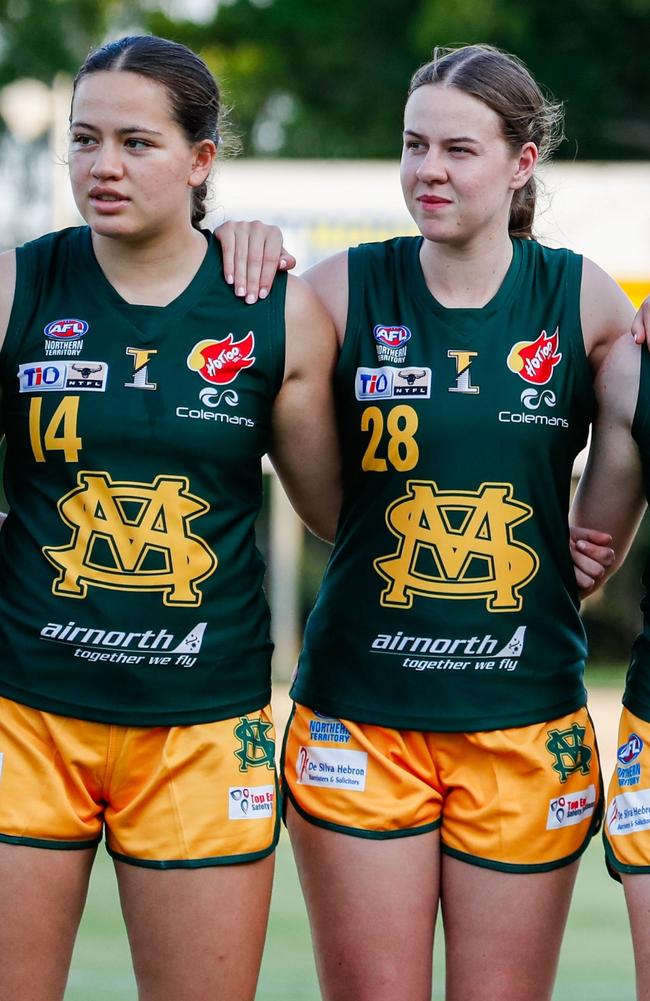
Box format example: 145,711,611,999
73,35,221,228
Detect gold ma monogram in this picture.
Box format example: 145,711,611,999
374,480,539,612
44,471,217,606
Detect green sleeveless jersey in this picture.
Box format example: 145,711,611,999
292,236,594,731
623,349,650,721
0,227,286,725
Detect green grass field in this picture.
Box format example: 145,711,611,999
65,831,635,1001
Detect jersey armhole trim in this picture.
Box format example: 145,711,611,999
0,244,33,368
336,246,363,377
268,269,288,397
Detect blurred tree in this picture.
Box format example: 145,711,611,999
1,0,648,158
146,0,650,159
0,1,146,86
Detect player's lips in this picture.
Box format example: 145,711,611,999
88,186,130,211
417,195,453,207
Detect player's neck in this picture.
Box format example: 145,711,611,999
419,229,514,309
91,226,208,306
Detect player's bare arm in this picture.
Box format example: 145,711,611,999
571,333,646,587
0,249,17,429
270,275,341,542
580,257,637,372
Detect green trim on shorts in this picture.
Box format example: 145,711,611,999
603,831,650,880
109,769,282,870
107,837,278,869
442,811,599,875
440,840,587,874
284,785,441,840
0,831,101,851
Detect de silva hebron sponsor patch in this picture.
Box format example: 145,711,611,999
546,785,596,830
296,747,368,791
607,788,650,835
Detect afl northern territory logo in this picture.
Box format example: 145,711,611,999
507,328,561,385
44,318,88,357
373,324,411,364
187,332,255,386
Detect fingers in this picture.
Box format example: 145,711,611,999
569,525,612,546
279,247,297,273
570,533,615,599
213,220,293,304
574,566,597,597
214,220,237,287
631,296,650,346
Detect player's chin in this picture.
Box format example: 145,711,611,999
86,214,142,241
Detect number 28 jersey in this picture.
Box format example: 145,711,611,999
292,236,595,731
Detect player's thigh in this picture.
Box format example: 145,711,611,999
287,801,440,1001
622,874,650,997
0,842,96,1001
115,853,274,1001
442,854,579,1001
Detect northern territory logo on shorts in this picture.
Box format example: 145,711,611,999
18,360,108,392
373,325,411,364
296,747,367,790
308,714,351,744
506,328,562,385
228,785,275,820
44,318,88,357
546,785,596,830
617,733,644,787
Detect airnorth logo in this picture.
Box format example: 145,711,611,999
374,480,539,612
187,333,255,386
43,472,216,606
507,328,562,385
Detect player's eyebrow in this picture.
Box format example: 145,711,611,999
70,120,163,136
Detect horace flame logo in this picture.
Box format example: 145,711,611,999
187,332,255,386
506,328,562,385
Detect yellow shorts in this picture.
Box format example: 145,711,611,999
0,697,279,868
604,707,650,875
283,703,602,872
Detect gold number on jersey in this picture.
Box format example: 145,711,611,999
29,397,82,463
361,405,419,472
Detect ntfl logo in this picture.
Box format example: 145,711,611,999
187,332,255,386
507,328,561,385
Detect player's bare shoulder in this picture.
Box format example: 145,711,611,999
580,257,636,372
0,249,17,354
301,250,349,345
